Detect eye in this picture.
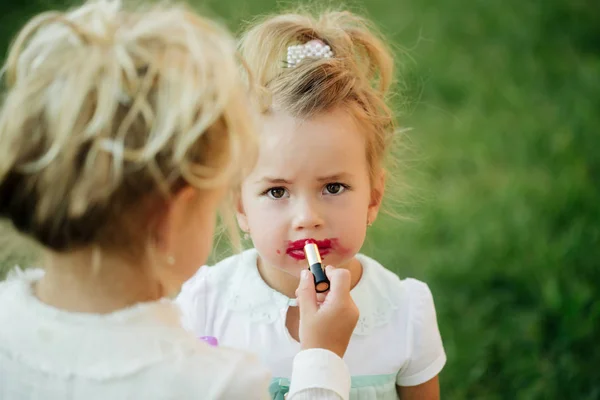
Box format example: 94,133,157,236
266,187,289,199
323,183,348,195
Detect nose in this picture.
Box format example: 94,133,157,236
291,197,324,231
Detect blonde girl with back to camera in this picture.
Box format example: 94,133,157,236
0,1,359,398
177,8,446,400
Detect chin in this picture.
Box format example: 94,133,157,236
263,257,304,279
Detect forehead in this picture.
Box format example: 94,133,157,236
253,108,367,177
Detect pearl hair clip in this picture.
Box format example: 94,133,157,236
286,39,334,68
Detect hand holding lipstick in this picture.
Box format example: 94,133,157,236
295,265,359,359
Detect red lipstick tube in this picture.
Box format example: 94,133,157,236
303,241,330,293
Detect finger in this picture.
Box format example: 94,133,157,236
325,266,351,301
315,291,328,304
296,270,318,319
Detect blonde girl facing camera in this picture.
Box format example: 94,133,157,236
0,1,359,399
177,9,446,400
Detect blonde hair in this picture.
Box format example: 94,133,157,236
0,0,257,253
239,8,397,186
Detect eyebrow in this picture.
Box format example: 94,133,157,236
317,173,352,182
255,177,292,185
254,173,352,185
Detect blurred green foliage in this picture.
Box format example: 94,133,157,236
1,0,598,398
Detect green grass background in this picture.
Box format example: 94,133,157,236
1,0,598,398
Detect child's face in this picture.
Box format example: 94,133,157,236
237,107,383,276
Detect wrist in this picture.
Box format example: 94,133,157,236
301,341,345,359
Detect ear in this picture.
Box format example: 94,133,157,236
234,190,249,233
367,169,386,224
153,186,198,254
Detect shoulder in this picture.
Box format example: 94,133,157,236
354,254,406,301
179,249,256,295
0,267,43,315
401,278,438,326
352,254,441,334
175,249,260,333
208,347,270,399
177,249,257,307
356,254,436,307
399,276,435,303
160,344,270,399
0,267,43,289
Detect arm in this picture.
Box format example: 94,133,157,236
288,268,357,400
397,376,440,400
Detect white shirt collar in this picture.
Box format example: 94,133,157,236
223,249,403,335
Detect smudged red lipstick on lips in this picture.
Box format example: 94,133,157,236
286,238,334,260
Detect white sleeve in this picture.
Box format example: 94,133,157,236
288,349,350,400
396,279,446,387
174,267,209,335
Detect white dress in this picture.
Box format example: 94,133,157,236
0,268,350,400
177,249,447,400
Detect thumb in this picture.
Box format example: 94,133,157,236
296,270,318,319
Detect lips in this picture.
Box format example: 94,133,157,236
286,238,333,260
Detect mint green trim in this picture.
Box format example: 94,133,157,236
269,373,398,399
271,373,396,389
349,373,396,386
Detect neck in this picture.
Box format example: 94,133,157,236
256,254,363,299
35,247,165,314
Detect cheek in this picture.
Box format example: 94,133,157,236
246,199,284,232
248,210,283,250
245,202,290,258
328,197,369,252
337,221,367,252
